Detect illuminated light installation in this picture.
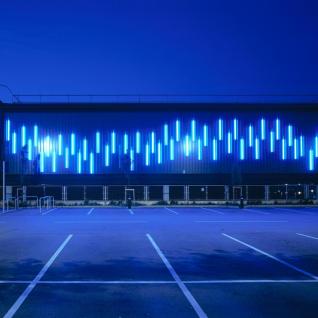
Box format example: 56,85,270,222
124,133,129,154
191,119,196,141
96,132,101,153
71,133,75,155
309,149,314,171
233,119,238,140
151,132,155,154
136,131,141,153
164,124,169,146
227,132,232,154
261,118,265,140
175,120,180,142
111,131,116,154
12,131,17,154
105,144,110,166
203,125,208,147
89,152,94,174
77,151,82,174
21,125,26,147
270,131,275,153
248,125,253,147
198,138,202,160
4,117,318,173
83,138,87,161
34,125,38,146
157,142,162,164
58,134,63,156
170,138,174,161
240,138,245,160
5,119,10,141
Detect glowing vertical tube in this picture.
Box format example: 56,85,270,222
83,138,87,161
34,125,38,147
275,118,280,140
191,119,196,141
12,132,17,154
294,138,298,160
5,119,10,141
288,125,293,147
270,131,275,153
233,118,238,140
218,119,223,141
255,137,260,160
136,131,141,154
240,138,245,160
315,136,318,158
124,133,128,154
77,151,82,174
176,120,180,142
71,133,75,155
40,152,44,173
164,124,169,146
105,144,110,166
248,125,253,147
52,151,56,173
309,149,314,171
27,139,32,160
145,143,150,166
212,138,217,161
261,118,265,140
21,125,26,147
203,125,208,147
300,135,305,157
185,135,190,157
282,138,286,160
96,132,101,153
157,142,162,164
198,138,202,160
65,147,69,168
151,132,155,154
227,132,232,154
90,152,94,174
57,134,62,156
111,131,116,154
130,149,134,171
45,136,50,157
170,138,174,161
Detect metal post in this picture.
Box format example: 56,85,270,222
2,161,5,213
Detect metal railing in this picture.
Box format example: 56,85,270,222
1,184,316,205
17,196,39,208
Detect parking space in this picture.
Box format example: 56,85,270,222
1,206,318,317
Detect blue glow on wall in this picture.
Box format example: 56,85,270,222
71,133,75,155
175,120,180,142
203,125,208,147
96,132,101,154
4,115,318,174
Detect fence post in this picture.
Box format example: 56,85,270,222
2,161,5,213
265,185,269,201
144,186,149,201
224,185,229,201
163,185,169,202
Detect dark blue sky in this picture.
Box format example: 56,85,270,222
1,0,318,102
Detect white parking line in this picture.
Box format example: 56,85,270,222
55,221,147,224
196,220,287,223
42,208,57,215
296,233,318,241
87,208,94,215
147,233,207,318
222,233,318,280
164,207,178,215
4,234,73,318
1,279,318,285
129,209,135,215
201,207,224,215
